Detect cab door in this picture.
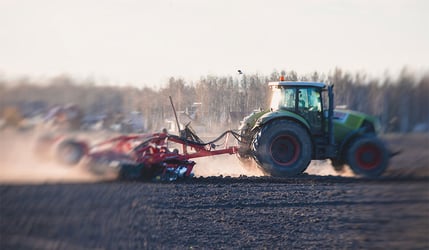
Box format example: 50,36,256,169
297,87,323,134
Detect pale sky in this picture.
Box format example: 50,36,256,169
0,0,428,86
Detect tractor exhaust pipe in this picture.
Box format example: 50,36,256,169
328,85,335,146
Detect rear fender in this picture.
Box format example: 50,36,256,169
252,111,311,132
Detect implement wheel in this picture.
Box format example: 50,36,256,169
56,140,85,166
252,120,312,177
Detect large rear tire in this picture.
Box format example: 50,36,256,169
346,135,389,177
252,120,312,177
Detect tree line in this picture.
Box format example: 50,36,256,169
0,68,427,133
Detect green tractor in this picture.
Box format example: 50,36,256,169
238,81,391,177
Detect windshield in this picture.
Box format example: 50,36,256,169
270,87,296,111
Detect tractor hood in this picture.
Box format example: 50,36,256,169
254,110,311,131
332,109,382,141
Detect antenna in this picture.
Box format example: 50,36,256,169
169,96,181,135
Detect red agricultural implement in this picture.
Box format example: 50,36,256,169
56,127,240,181
55,98,241,181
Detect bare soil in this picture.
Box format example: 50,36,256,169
0,131,428,249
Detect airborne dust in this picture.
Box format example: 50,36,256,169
0,130,98,184
0,128,359,184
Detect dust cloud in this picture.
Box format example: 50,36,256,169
0,129,355,184
193,155,264,177
0,130,98,184
305,160,355,177
193,155,353,177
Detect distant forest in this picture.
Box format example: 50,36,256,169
0,68,428,133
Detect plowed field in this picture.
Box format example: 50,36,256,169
0,131,428,249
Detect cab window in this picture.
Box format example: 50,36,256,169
270,87,296,111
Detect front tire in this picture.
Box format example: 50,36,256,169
346,135,389,177
252,120,312,177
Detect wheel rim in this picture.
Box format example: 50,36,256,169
355,143,382,170
270,135,300,166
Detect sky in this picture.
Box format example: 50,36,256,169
0,0,428,87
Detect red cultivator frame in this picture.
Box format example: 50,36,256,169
57,126,240,181
56,97,241,181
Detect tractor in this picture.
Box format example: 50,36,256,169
237,81,391,177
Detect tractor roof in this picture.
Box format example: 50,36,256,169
268,81,326,88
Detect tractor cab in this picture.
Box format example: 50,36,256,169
269,81,326,134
